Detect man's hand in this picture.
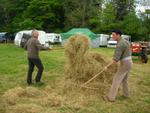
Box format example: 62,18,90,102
49,47,52,50
104,66,108,70
104,60,117,71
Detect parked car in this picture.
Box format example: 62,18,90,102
0,32,6,43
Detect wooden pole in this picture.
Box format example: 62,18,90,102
81,68,105,86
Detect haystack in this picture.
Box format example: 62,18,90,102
64,34,117,93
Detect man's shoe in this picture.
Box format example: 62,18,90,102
36,81,44,86
102,96,115,102
27,82,33,85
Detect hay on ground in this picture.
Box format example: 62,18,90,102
38,92,62,107
2,87,25,105
2,86,63,113
25,87,43,98
5,104,43,113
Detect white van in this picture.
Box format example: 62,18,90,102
46,33,62,43
107,35,131,48
14,30,50,48
97,34,109,47
122,35,131,42
107,37,117,48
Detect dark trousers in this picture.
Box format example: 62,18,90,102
27,58,44,84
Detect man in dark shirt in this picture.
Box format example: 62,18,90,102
24,30,52,85
104,29,132,102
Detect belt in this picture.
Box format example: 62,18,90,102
122,56,132,61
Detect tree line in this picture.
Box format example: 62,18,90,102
0,0,149,41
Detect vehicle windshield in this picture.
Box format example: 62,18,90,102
0,33,5,39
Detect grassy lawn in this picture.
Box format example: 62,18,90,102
0,44,149,113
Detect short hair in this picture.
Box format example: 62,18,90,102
31,29,38,37
111,29,122,36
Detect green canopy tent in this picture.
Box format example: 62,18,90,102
61,28,99,48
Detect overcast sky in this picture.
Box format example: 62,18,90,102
136,0,150,12
136,5,150,12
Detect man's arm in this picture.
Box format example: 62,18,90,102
104,44,124,70
35,40,52,50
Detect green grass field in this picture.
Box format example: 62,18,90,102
0,44,149,113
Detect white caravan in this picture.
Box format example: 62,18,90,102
97,34,109,47
107,37,117,48
107,35,131,48
122,35,131,42
14,30,50,48
46,33,62,43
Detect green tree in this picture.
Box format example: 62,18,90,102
14,0,64,32
111,0,135,21
96,0,136,34
135,0,150,40
0,0,31,32
140,12,150,41
63,0,102,31
0,0,64,33
122,12,147,41
99,3,117,33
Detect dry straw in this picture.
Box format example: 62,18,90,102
2,87,26,105
64,34,117,94
5,104,43,113
38,92,62,107
2,86,62,113
25,87,43,98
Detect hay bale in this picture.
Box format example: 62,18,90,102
2,87,25,105
64,34,117,93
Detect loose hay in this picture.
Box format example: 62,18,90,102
5,104,43,113
2,87,25,105
38,92,62,107
2,86,62,113
64,34,117,94
25,87,43,98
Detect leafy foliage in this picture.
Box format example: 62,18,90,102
122,12,148,41
63,0,102,30
0,0,149,41
111,0,135,21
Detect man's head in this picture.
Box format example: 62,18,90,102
32,29,39,39
111,29,122,41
